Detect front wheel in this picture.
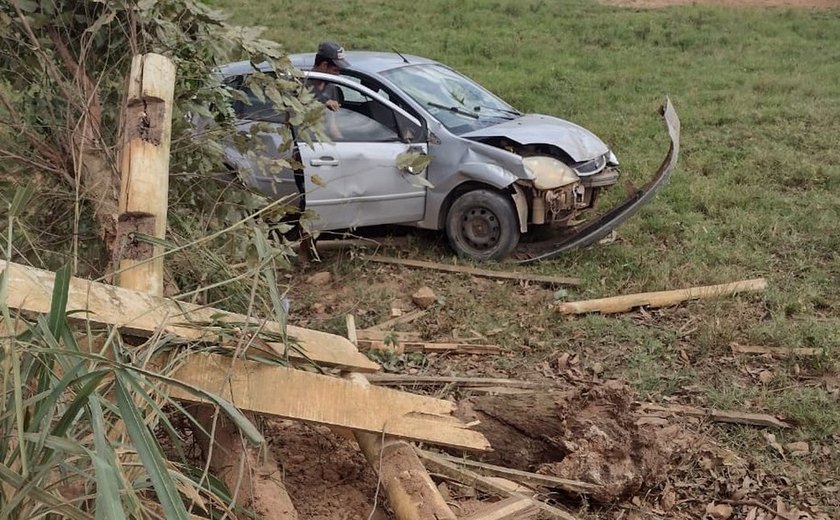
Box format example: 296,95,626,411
445,189,520,261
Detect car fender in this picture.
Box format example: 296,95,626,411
457,161,518,189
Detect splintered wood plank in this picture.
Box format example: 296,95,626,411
365,309,428,331
416,450,579,520
367,255,581,286
555,278,767,315
357,339,502,355
461,497,539,520
638,403,792,428
365,375,539,388
426,452,601,495
356,329,423,342
0,260,379,372
169,353,491,451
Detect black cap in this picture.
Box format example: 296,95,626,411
316,40,350,68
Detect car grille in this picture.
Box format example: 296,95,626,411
573,153,608,176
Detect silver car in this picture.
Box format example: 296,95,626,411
220,52,678,261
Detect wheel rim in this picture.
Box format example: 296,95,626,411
460,207,501,252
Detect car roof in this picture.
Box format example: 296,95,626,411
290,51,438,74
215,51,440,80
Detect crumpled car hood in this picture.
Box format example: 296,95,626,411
461,114,610,163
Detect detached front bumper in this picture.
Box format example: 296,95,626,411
515,97,681,263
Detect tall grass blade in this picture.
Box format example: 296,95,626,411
115,372,189,520
9,183,35,218
47,263,71,339
0,462,91,520
89,397,128,520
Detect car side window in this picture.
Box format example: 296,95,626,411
324,82,407,143
228,76,285,124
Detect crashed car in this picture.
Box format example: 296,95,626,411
220,52,679,261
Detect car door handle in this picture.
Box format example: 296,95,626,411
309,157,339,167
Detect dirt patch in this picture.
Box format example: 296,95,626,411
266,420,388,520
459,379,668,502
603,0,838,8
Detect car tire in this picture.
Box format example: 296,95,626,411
446,189,520,261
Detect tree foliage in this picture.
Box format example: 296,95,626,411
0,0,324,290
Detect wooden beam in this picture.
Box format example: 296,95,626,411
416,450,579,520
169,353,490,451
346,373,457,520
365,309,428,331
0,260,379,373
367,255,581,286
461,497,540,520
638,403,792,428
555,278,767,315
357,339,502,355
730,342,821,358
426,452,602,495
116,53,176,297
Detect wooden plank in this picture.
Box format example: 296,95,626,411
169,353,490,451
116,53,176,297
365,309,428,331
0,260,379,372
357,339,502,355
555,278,767,315
427,452,602,495
367,255,581,286
638,403,792,428
365,375,539,388
345,314,358,346
461,497,540,520
730,342,821,358
417,450,579,520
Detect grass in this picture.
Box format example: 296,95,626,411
205,0,840,511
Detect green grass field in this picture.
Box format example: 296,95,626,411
213,0,839,511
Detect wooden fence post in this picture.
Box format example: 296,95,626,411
116,53,176,296
115,53,298,518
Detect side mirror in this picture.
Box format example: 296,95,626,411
397,148,431,175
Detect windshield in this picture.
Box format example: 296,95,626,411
381,64,520,135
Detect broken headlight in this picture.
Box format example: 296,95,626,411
523,156,579,190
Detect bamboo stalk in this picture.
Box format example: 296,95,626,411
555,278,767,315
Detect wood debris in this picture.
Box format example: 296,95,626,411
461,496,540,520
424,451,603,495
365,309,428,331
169,353,491,451
730,342,821,358
555,278,767,315
639,402,792,428
365,374,540,389
367,255,581,286
416,449,580,520
357,339,502,355
0,260,379,373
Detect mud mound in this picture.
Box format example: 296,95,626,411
459,380,667,502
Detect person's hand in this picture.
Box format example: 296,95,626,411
325,99,340,112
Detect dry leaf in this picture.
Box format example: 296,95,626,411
660,485,676,511
745,507,758,520
758,370,774,384
706,503,734,519
764,432,785,458
785,441,810,456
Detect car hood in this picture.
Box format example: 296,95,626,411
461,114,610,163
